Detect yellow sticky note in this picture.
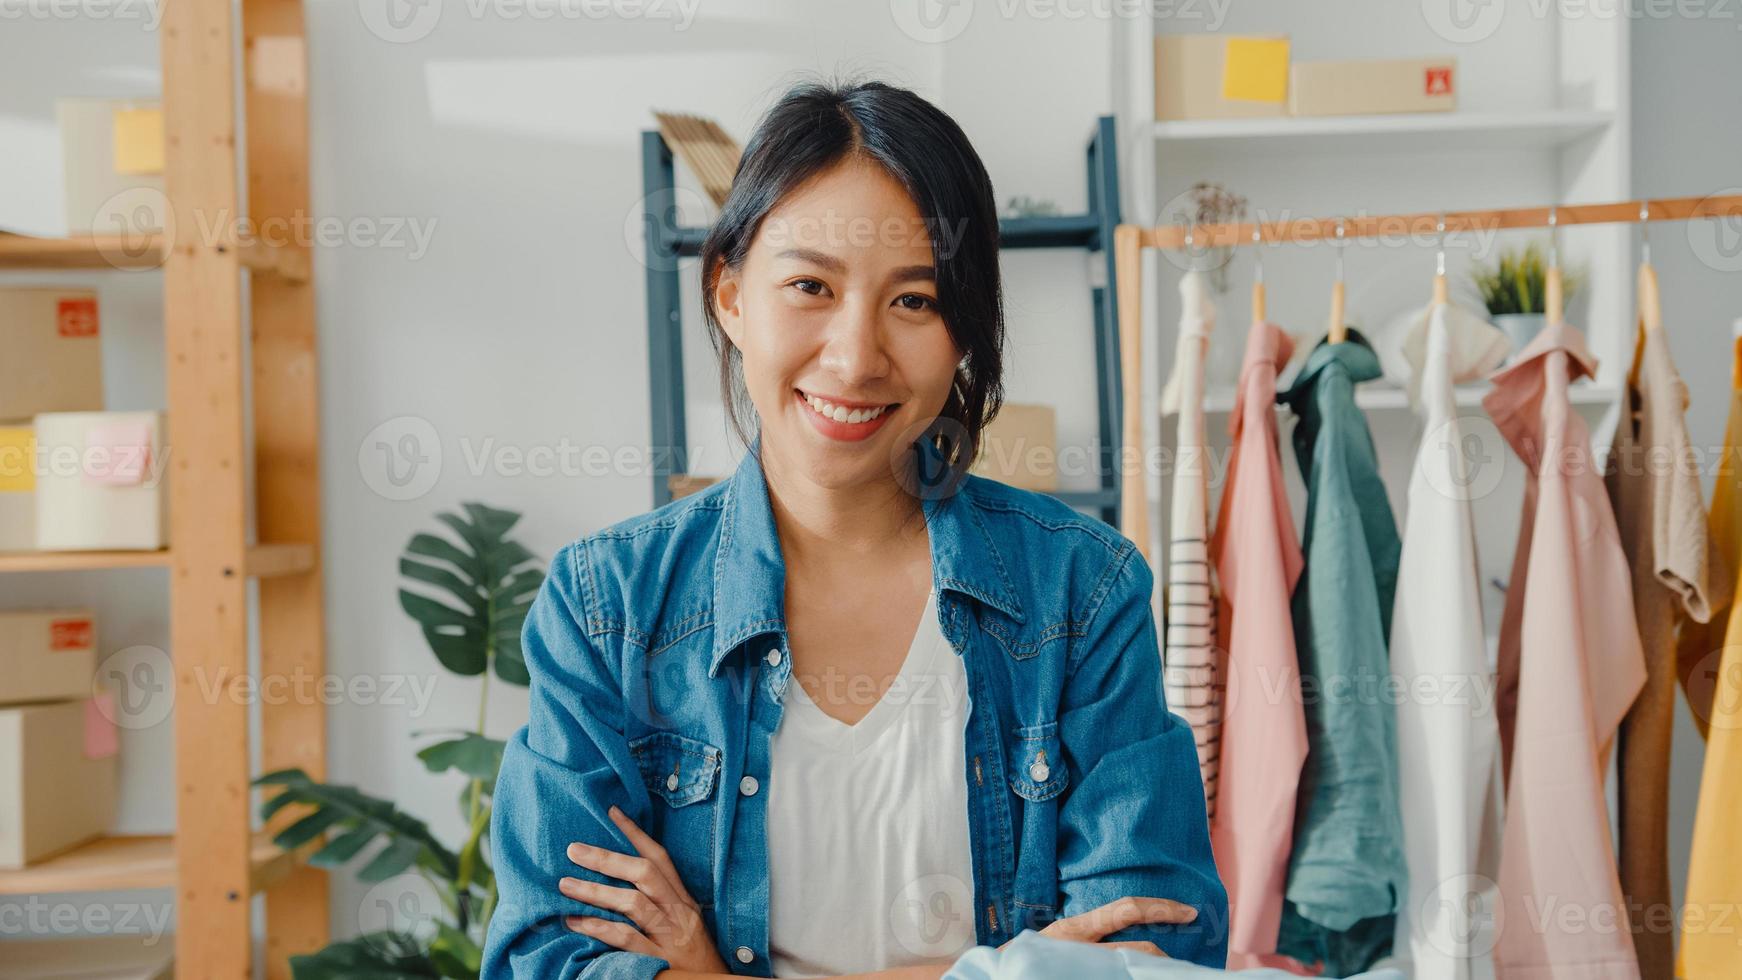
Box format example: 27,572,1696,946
0,428,35,494
1221,38,1289,104
112,106,165,176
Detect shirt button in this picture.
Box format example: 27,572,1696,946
1029,760,1050,782
739,775,759,797
765,648,782,667
665,773,679,792
735,946,754,964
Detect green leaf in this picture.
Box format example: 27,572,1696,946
359,836,425,883
418,735,505,783
493,649,530,686
248,771,460,883
288,932,441,980
275,807,348,850
423,627,487,676
309,825,378,867
428,923,483,980
399,503,543,688
399,591,475,631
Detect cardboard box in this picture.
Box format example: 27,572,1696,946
0,698,118,868
0,288,105,422
57,99,167,237
0,610,98,708
34,411,168,552
0,424,35,550
1156,34,1290,121
0,934,174,979
1290,57,1457,117
972,403,1058,492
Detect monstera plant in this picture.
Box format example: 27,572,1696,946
253,502,542,979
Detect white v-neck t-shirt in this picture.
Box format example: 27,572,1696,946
766,587,980,977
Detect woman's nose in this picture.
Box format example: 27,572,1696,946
818,302,890,384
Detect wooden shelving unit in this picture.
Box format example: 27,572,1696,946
0,0,329,975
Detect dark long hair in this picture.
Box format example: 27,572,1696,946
699,76,1006,471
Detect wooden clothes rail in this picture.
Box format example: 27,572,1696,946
1111,192,1742,560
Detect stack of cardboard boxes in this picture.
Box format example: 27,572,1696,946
1156,34,1457,122
0,610,117,870
1,288,169,553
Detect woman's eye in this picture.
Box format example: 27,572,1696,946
897,293,938,313
789,278,826,296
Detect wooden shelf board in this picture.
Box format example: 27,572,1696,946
0,833,312,896
0,232,167,271
1151,109,1615,155
0,549,172,572
0,543,314,576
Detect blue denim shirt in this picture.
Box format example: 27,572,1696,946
482,438,1228,978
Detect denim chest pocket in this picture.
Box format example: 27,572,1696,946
976,606,1084,662
1007,720,1069,801
629,730,721,806
626,730,721,905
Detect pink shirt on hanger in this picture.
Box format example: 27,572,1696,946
1483,319,1646,980
1208,318,1309,971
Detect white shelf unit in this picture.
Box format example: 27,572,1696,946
1113,1,1632,633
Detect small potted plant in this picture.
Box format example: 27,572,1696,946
1469,241,1583,357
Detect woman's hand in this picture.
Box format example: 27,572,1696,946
560,805,729,974
1027,896,1198,958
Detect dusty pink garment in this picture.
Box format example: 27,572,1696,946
1483,320,1646,980
1208,319,1309,971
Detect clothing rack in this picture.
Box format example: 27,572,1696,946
1111,192,1742,559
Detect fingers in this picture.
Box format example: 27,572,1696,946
1058,897,1198,941
605,805,699,910
566,915,662,957
559,875,673,937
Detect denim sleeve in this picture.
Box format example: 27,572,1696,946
481,542,673,980
1055,545,1229,967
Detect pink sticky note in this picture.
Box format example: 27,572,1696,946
84,693,120,760
84,422,152,486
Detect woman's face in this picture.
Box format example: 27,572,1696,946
713,156,963,491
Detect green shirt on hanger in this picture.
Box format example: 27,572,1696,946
1273,330,1407,976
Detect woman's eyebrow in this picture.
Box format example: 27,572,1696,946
774,248,935,284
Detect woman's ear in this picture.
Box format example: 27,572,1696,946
713,259,744,349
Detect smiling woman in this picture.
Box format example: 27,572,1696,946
481,77,1227,980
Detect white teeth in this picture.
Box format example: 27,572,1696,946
802,392,888,424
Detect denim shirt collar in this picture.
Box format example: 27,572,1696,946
708,434,1025,677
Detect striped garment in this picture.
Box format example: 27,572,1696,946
1160,271,1219,815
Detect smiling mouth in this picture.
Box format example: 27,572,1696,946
796,389,900,425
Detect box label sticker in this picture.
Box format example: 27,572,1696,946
57,297,100,337
84,422,152,486
85,693,120,760
1426,66,1454,96
1221,37,1290,104
52,618,95,651
112,106,166,176
0,428,33,493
